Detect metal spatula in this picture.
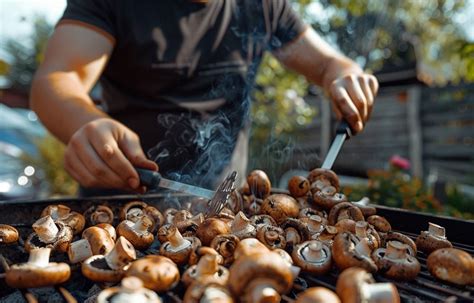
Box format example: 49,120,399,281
321,120,353,169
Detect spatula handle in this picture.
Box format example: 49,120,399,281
135,168,162,189
336,119,353,138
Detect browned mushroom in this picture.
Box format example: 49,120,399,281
227,190,244,214
184,281,234,303
210,234,240,266
335,218,356,234
157,223,173,244
0,224,19,244
288,175,310,198
233,238,269,260
300,215,325,236
247,169,272,199
281,218,311,251
84,205,114,225
96,223,117,241
295,287,341,303
354,221,381,251
416,222,452,254
298,208,327,220
228,251,296,303
125,255,180,292
230,211,256,239
250,214,277,227
96,276,161,303
68,225,115,263
243,194,263,216
256,224,286,250
25,216,73,253
316,225,338,246
328,202,364,226
196,218,230,246
383,232,417,256
351,197,377,217
292,240,332,275
307,168,340,192
367,215,391,233
296,194,315,210
188,246,223,266
82,236,136,283
41,204,85,235
260,194,300,224
182,254,229,287
175,213,204,237
163,208,178,224
274,248,293,266
120,201,164,233
336,267,400,303
313,186,347,210
6,247,71,288
159,227,201,265
372,241,420,280
427,248,474,286
117,216,155,250
332,232,377,273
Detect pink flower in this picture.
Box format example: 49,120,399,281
389,155,410,170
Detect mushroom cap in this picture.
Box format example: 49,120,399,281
0,224,19,244
41,205,85,235
313,187,347,210
247,170,272,199
328,202,364,226
281,218,311,250
335,219,356,234
182,254,230,287
82,226,115,255
196,218,231,246
228,251,295,296
210,234,240,266
372,241,420,280
61,211,86,235
250,214,277,227
260,194,300,224
188,246,223,266
383,232,417,256
230,212,256,239
256,225,286,250
120,201,148,221
332,232,377,273
82,255,125,283
117,219,154,250
416,228,452,255
233,238,269,260
288,176,310,198
40,204,71,219
367,215,391,233
298,208,327,220
427,248,474,286
292,240,332,275
84,205,114,225
157,223,172,244
142,206,164,233
160,229,201,265
184,281,234,303
125,255,180,292
295,287,341,303
96,276,162,303
25,221,73,253
95,223,117,241
307,168,340,191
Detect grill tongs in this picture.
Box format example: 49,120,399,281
136,168,237,217
321,119,353,169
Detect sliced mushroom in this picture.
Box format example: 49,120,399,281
160,227,201,265
68,225,115,264
288,176,310,198
383,232,417,256
372,241,420,280
367,215,391,233
84,205,114,225
328,202,364,226
6,247,71,288
96,276,161,303
307,168,340,192
230,211,256,239
416,222,452,254
292,240,332,275
336,267,400,303
184,281,234,303
196,218,231,246
260,194,300,224
125,255,180,292
82,236,136,283
313,186,347,210
0,224,19,244
182,254,229,287
117,216,154,250
427,248,474,286
332,232,377,273
25,216,73,253
41,204,85,235
295,287,340,303
281,218,311,251
211,234,240,266
247,169,272,199
256,224,286,250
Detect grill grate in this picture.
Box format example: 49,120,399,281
0,194,473,302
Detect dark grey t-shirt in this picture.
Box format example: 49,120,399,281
60,0,306,188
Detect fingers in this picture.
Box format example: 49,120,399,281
331,85,363,133
120,133,159,171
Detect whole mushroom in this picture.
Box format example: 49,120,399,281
260,194,300,225
117,216,155,250
332,232,377,273
288,176,310,198
328,202,364,226
159,226,201,265
83,205,114,225
196,218,230,246
383,232,417,256
25,216,73,253
0,224,19,244
372,241,420,281
125,255,180,292
351,197,377,217
367,215,391,233
256,224,286,250
184,281,234,303
211,234,240,266
307,168,340,192
182,254,229,287
120,201,164,233
292,240,332,275
96,276,161,303
68,225,115,263
247,170,272,199
250,214,277,227
354,221,381,251
6,247,71,288
336,267,400,303
295,287,341,303
427,248,474,286
313,186,347,211
281,218,311,251
40,204,85,235
416,222,452,254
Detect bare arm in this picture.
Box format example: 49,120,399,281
31,24,157,190
274,27,379,134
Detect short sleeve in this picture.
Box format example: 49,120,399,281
263,0,308,50
58,0,116,44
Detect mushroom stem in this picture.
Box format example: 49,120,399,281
68,239,93,264
32,216,59,244
168,227,190,251
105,237,136,270
28,248,51,267
302,242,325,261
133,216,152,233
385,241,409,260
196,254,219,276
355,238,372,256
249,282,281,303
428,222,446,238
307,216,324,234
361,283,398,302
355,221,369,238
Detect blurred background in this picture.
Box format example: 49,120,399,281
0,0,473,219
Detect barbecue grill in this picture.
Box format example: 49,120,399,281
0,193,473,303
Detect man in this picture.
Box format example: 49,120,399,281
30,0,378,194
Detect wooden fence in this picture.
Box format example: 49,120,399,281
283,83,474,186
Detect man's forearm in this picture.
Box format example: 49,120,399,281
30,71,108,144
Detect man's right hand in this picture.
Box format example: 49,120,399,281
64,118,158,191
